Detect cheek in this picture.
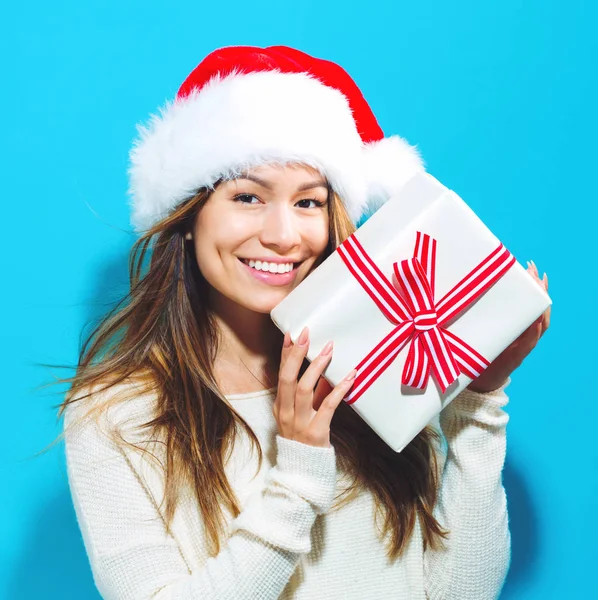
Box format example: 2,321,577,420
304,218,330,255
192,211,252,278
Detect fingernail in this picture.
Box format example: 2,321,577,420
344,369,357,382
321,341,333,356
298,327,309,346
544,272,548,288
283,332,292,348
527,261,531,269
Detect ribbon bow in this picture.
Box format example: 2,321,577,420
337,231,515,404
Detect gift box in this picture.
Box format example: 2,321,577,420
270,172,552,452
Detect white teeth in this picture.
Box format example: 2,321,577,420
244,259,294,273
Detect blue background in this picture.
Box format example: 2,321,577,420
2,1,596,598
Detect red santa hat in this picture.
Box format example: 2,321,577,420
128,45,425,233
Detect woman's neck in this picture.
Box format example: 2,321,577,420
210,296,283,395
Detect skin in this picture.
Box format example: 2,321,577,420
190,163,551,447
192,163,331,316
191,163,354,447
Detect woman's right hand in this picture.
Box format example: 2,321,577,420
273,327,357,448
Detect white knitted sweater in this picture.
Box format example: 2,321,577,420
63,379,511,600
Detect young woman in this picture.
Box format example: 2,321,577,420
59,45,550,600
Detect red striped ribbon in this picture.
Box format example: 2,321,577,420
337,231,515,403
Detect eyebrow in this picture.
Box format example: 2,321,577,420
236,174,328,192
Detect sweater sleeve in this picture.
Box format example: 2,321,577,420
423,378,512,600
64,399,337,600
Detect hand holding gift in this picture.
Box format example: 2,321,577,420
273,328,357,448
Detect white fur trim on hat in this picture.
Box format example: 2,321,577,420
128,70,424,233
362,136,426,217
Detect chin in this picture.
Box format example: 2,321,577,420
237,292,290,314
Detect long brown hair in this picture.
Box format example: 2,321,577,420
47,179,448,561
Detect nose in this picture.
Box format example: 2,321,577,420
259,203,301,252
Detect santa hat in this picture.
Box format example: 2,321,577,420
128,45,425,233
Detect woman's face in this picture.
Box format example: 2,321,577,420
191,163,330,314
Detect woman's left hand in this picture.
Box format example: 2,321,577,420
467,260,551,394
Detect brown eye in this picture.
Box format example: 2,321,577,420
296,198,326,209
233,194,260,204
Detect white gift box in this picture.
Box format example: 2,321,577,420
270,172,552,452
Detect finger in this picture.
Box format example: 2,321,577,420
541,305,551,334
274,331,292,417
525,264,550,336
294,341,334,427
280,331,293,368
274,331,293,419
311,370,357,430
527,260,536,279
541,272,550,333
298,341,333,397
313,377,333,411
277,327,309,416
278,327,307,377
528,261,539,280
527,261,544,288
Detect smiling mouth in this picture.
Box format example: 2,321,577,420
239,258,301,274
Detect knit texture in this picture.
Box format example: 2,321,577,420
63,380,512,599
